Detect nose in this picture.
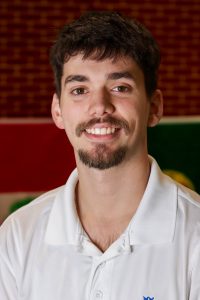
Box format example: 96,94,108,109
88,88,115,117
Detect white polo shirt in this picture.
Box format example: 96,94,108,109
0,159,200,300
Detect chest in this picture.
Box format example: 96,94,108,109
18,243,189,300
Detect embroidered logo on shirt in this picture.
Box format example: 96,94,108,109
143,297,154,300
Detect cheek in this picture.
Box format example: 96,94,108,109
59,110,75,137
118,101,138,123
61,109,83,141
121,102,149,132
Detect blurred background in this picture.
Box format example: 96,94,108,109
0,0,200,222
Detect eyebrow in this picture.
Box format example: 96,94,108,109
64,71,135,86
64,75,89,86
107,71,135,81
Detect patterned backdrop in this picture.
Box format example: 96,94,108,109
0,0,200,117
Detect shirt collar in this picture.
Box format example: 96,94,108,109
45,158,177,246
45,169,82,246
128,158,177,245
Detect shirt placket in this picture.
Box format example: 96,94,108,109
86,234,132,300
87,257,114,300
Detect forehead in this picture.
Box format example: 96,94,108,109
62,54,144,80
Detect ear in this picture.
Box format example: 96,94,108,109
51,93,65,129
148,89,163,127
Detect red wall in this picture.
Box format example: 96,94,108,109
0,121,75,193
0,0,200,117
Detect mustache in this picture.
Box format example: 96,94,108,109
76,116,130,137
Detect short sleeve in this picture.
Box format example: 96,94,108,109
189,234,200,299
0,251,18,300
0,218,20,300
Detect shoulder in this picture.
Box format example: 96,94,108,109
177,182,200,215
176,185,200,274
172,180,200,244
159,169,200,239
0,168,78,245
163,170,200,225
0,185,65,239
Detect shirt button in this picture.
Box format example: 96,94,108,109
122,238,126,247
95,290,103,298
118,246,124,253
100,262,106,268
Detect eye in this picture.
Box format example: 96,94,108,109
71,87,88,95
112,85,130,93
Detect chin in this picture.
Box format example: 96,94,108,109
78,145,127,170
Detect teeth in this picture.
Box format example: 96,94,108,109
101,128,107,135
107,128,111,134
86,127,117,135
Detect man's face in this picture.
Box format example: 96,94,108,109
52,54,162,170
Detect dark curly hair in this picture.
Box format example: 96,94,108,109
50,11,161,98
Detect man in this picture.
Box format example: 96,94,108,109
0,11,200,300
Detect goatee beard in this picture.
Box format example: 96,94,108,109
78,144,127,170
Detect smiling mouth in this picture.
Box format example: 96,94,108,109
85,127,119,135
76,117,130,137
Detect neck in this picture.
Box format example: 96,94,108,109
76,153,150,222
75,153,151,252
